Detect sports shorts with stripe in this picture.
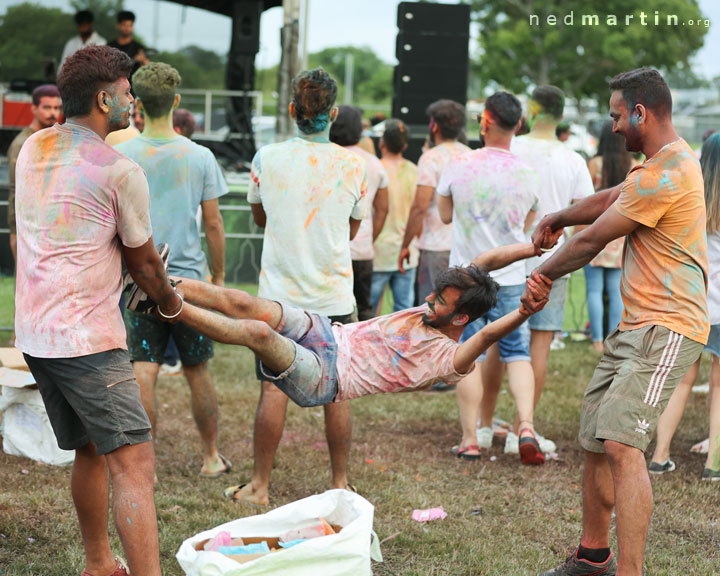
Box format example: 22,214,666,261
579,325,704,453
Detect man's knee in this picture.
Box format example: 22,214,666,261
106,441,156,480
604,440,644,467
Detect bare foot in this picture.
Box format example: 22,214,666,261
590,341,604,353
200,454,231,478
224,482,269,506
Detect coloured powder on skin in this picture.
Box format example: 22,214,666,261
108,95,129,126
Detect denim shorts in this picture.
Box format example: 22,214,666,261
125,309,214,366
24,349,152,455
529,276,568,331
255,303,349,407
705,324,720,358
459,283,530,363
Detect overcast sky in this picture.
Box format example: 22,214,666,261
1,0,719,80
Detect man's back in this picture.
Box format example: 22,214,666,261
416,141,471,252
439,148,538,285
15,123,151,357
346,145,388,261
511,135,593,268
248,137,367,315
116,134,227,279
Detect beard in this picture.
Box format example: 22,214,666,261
422,310,456,328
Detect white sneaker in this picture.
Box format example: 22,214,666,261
159,360,182,376
504,432,519,454
476,426,493,449
535,431,557,454
505,431,556,454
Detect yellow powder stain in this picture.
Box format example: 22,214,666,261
309,155,318,166
305,207,318,228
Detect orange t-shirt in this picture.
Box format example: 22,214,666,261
614,139,708,344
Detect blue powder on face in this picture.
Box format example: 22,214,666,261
298,113,330,134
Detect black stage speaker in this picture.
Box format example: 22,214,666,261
392,2,470,128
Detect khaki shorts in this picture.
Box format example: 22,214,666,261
579,325,703,453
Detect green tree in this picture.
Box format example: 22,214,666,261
0,3,74,81
154,46,225,89
471,0,708,101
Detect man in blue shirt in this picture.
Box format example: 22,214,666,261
117,62,230,479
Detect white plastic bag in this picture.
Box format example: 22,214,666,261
176,489,382,576
0,385,75,466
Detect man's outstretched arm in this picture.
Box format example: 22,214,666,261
454,274,551,374
530,184,623,249
471,243,538,272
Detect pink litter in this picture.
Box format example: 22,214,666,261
411,506,447,522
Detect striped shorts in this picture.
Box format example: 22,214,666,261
579,325,704,453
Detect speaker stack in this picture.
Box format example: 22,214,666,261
391,1,471,163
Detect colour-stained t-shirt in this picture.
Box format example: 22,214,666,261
416,141,471,251
332,304,473,400
511,135,594,272
374,157,419,272
248,137,367,315
615,139,708,344
14,123,152,358
116,135,228,280
437,147,538,286
346,145,389,261
707,232,720,326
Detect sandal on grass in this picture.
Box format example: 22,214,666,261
200,454,232,478
518,429,545,466
452,444,482,460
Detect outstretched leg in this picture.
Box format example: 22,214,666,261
179,302,295,375
173,277,282,326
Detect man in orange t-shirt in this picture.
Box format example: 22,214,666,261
526,68,708,576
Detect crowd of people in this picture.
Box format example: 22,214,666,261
5,10,720,575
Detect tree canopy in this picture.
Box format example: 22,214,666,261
471,0,708,101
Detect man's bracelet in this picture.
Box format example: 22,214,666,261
158,293,184,319
539,247,553,253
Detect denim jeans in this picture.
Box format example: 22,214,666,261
584,265,622,342
371,268,417,313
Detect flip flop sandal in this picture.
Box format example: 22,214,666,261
455,444,482,461
223,483,270,507
518,429,545,466
200,454,232,478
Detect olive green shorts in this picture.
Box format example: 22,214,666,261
579,325,704,453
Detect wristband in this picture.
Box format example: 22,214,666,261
158,292,184,319
539,247,553,253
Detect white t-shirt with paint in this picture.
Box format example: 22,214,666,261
416,140,471,252
707,231,720,325
346,145,389,261
15,123,151,358
510,135,594,272
248,137,367,316
437,147,539,286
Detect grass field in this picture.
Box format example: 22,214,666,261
0,274,719,575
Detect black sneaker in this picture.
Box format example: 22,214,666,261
538,549,617,575
648,459,676,475
701,467,720,481
126,243,169,314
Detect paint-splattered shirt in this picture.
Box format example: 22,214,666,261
332,304,473,400
346,145,389,261
248,137,367,315
14,123,152,358
116,135,228,279
374,157,419,272
416,141,471,252
615,139,708,343
438,147,539,286
511,135,594,274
